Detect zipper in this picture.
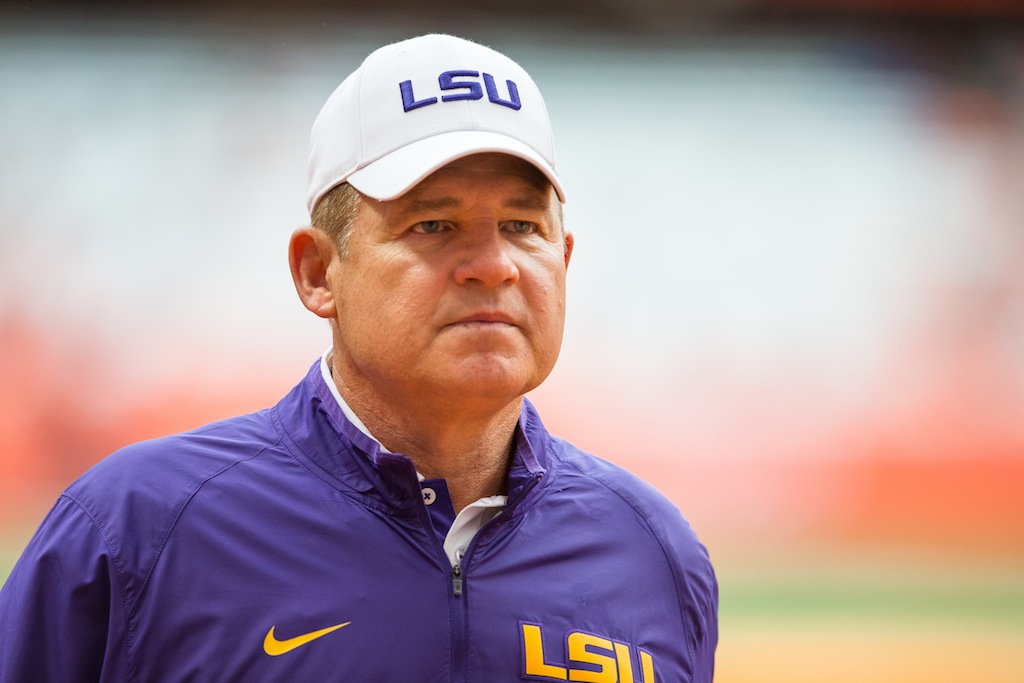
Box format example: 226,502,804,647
450,559,467,681
451,563,463,597
446,471,545,680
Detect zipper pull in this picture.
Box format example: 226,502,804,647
452,564,463,597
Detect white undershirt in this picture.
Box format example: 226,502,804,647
319,352,505,567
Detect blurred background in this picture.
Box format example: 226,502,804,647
2,1,1023,680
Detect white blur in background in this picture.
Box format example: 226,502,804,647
4,26,1021,426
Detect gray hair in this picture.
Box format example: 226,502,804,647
310,182,361,258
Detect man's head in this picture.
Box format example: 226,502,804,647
291,35,572,418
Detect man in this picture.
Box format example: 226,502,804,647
0,34,717,681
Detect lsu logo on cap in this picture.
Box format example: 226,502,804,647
400,70,522,112
520,622,656,682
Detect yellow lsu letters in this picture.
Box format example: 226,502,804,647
520,623,655,683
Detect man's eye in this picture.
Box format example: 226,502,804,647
412,220,447,234
503,220,537,235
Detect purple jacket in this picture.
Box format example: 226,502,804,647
0,361,717,681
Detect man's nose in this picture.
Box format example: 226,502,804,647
452,230,520,287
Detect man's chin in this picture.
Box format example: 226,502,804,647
433,359,542,401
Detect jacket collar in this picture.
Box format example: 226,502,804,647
273,360,552,515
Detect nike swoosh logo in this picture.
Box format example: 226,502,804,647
263,621,351,656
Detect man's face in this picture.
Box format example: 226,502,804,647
327,153,573,412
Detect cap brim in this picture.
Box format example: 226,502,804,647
346,130,565,202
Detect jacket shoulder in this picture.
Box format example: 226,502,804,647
62,410,280,608
546,436,718,665
67,410,277,513
548,436,699,538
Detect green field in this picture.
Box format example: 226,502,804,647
718,558,1024,683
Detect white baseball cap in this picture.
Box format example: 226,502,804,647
307,33,564,215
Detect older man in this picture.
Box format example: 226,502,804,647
0,34,717,682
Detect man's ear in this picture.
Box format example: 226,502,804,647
289,226,340,319
563,231,574,269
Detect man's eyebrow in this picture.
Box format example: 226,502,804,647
400,193,551,214
503,193,551,212
403,196,462,213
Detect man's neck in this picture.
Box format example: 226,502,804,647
330,363,521,513
389,416,517,514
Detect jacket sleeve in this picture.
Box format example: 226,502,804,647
691,565,718,683
662,509,718,683
0,496,126,682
